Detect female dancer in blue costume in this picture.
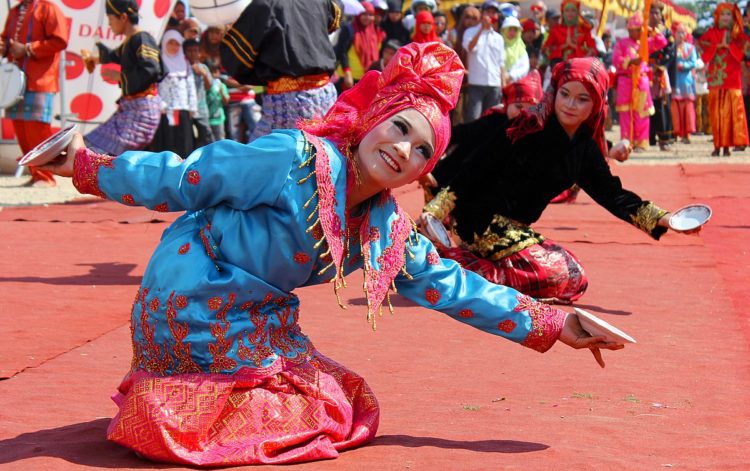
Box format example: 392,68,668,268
41,43,623,466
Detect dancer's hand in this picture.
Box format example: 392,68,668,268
558,313,625,368
101,68,120,82
8,39,26,59
658,213,702,235
37,132,85,178
609,139,632,162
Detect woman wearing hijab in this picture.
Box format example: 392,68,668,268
40,43,621,466
501,16,529,83
412,10,439,43
698,2,750,156
81,0,163,156
541,0,597,67
422,58,692,304
150,30,197,157
336,1,385,90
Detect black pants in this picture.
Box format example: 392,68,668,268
149,110,195,158
650,96,674,145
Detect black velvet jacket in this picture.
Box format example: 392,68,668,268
426,112,667,258
220,0,341,85
96,31,163,97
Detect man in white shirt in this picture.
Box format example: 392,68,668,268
462,1,505,123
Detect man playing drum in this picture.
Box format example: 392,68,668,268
1,0,68,187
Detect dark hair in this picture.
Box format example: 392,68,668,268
433,11,446,20
182,38,200,52
380,39,402,56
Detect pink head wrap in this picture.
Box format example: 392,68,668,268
627,14,643,30
300,42,464,176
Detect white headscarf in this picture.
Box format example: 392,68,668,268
161,30,188,75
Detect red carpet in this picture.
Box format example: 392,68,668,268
0,164,748,470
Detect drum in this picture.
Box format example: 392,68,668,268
0,62,26,109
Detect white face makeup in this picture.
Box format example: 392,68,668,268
354,108,436,192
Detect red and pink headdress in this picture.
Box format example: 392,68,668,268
300,42,464,176
503,69,543,107
508,57,610,158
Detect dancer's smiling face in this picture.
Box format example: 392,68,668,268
354,108,435,191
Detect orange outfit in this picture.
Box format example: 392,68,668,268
698,3,750,149
1,0,68,184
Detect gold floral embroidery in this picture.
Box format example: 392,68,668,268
424,186,457,221
208,293,237,373
514,294,565,353
465,214,544,260
630,202,668,235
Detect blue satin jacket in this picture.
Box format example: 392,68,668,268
76,130,565,376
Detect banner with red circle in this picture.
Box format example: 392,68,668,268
0,0,177,135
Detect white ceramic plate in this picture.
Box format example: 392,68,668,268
18,124,78,167
574,307,636,344
422,213,452,247
668,204,712,232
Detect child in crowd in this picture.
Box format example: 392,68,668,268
150,30,197,157
206,61,229,140
183,38,213,148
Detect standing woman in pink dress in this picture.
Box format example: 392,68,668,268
613,14,667,152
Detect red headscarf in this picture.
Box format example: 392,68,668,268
412,10,439,43
560,0,590,30
507,57,609,158
353,2,384,71
502,69,543,107
714,2,744,38
300,42,464,176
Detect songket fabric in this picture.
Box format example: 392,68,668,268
250,82,337,141
85,94,161,155
437,240,588,304
72,130,567,466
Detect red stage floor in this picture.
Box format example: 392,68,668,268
1,164,749,470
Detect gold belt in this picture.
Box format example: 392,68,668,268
266,73,330,95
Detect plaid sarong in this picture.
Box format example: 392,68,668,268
6,91,55,123
250,82,336,141
84,94,161,156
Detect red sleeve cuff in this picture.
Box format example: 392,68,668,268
72,147,114,198
515,294,566,353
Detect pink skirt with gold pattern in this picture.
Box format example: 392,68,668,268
107,352,379,466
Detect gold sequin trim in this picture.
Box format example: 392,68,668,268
465,214,544,260
424,186,457,221
630,202,668,235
